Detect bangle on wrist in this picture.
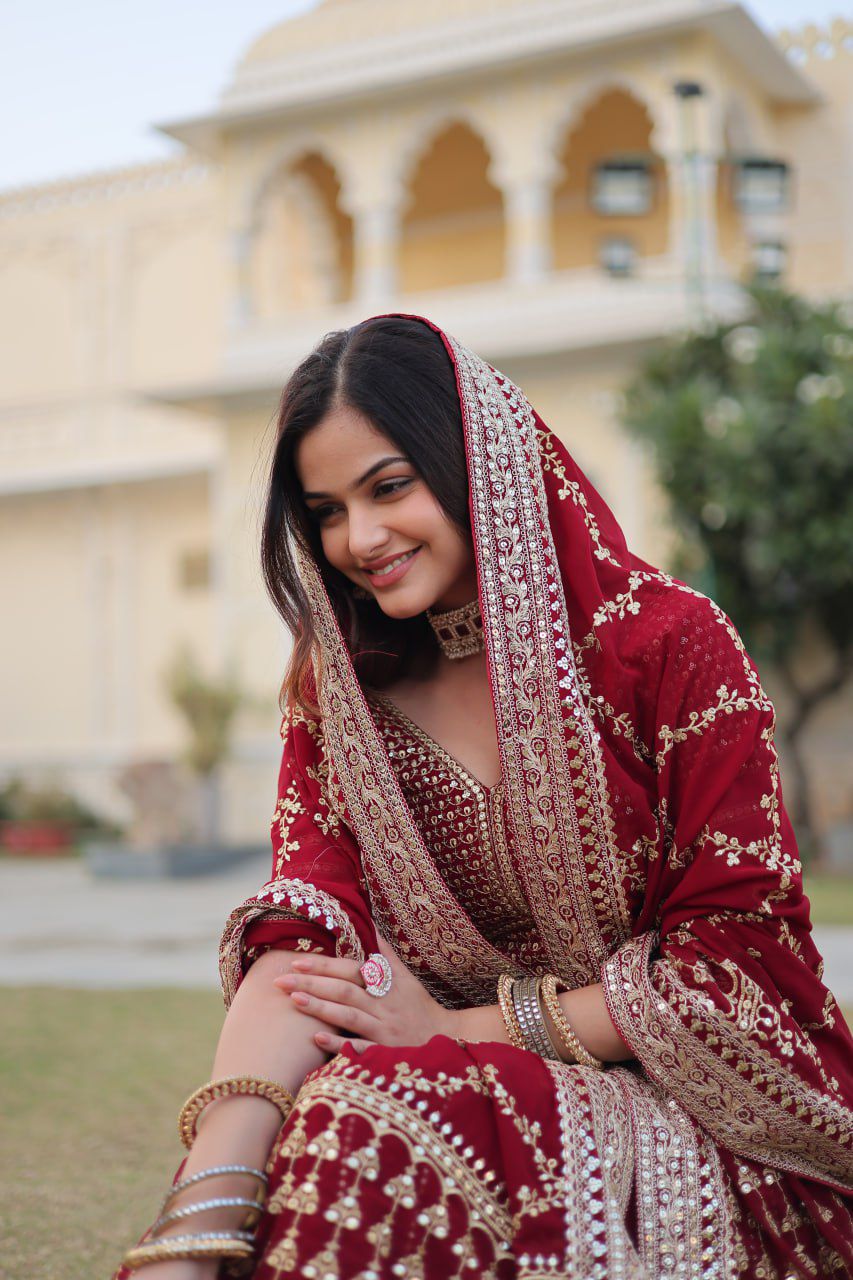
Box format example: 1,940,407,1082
497,973,528,1051
178,1075,296,1150
512,975,563,1061
540,974,604,1070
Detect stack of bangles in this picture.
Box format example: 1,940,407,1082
121,1075,296,1274
497,973,605,1068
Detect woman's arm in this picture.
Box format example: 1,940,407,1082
127,948,333,1280
457,981,633,1062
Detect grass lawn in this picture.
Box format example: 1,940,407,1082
0,987,223,1280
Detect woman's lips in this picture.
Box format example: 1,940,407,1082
363,546,422,589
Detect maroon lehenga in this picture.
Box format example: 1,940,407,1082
117,316,852,1279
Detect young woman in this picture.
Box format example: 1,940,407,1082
116,315,852,1279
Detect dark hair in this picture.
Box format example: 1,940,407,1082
261,316,470,712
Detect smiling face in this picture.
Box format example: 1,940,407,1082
296,404,477,620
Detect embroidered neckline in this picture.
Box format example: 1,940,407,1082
368,690,503,796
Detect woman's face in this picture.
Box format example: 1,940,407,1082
295,404,477,620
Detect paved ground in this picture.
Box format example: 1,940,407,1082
0,853,269,990
1,856,852,1005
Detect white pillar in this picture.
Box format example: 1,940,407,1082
502,175,554,284
351,200,400,302
661,87,722,327
228,226,253,327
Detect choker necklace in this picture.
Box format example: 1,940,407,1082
426,598,485,660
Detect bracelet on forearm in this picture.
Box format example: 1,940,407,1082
160,1164,268,1215
540,974,604,1070
153,1195,263,1235
123,1230,256,1271
512,975,564,1061
497,973,528,1051
178,1076,296,1149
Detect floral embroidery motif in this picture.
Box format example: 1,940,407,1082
218,879,365,1007
449,342,631,981
573,647,654,767
602,932,853,1186
271,781,304,867
537,428,621,567
655,683,773,770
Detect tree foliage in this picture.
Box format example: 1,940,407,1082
622,284,853,855
166,648,244,778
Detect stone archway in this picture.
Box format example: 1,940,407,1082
551,87,670,273
398,121,505,293
250,150,354,315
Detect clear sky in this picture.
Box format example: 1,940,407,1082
0,0,849,193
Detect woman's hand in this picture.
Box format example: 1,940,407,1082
274,934,458,1055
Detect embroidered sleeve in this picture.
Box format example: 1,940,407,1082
601,597,853,1191
218,707,374,1006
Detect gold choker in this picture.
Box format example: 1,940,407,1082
426,598,485,660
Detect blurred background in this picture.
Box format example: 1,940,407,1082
0,2,851,1276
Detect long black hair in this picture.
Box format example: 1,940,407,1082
260,316,470,711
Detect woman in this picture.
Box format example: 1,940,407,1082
116,315,853,1279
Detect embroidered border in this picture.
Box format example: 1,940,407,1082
218,880,365,1007
601,932,853,1190
448,339,631,982
296,546,510,1005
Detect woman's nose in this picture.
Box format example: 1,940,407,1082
347,509,389,562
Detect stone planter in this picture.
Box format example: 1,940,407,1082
0,820,75,856
84,840,265,879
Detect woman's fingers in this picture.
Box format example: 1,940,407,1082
289,954,365,984
276,972,373,1011
315,1031,373,1055
288,990,381,1038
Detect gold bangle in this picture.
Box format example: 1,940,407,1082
497,973,528,1052
540,974,604,1070
123,1231,255,1271
178,1076,296,1150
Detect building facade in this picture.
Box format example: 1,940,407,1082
1,1,851,842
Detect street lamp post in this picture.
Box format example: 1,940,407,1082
673,80,707,329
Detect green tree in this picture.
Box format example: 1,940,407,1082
622,284,853,860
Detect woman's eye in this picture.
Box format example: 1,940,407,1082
375,478,412,498
308,478,412,523
310,504,338,523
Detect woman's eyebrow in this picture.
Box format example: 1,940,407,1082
303,455,410,500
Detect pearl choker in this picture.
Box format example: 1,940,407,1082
426,598,485,660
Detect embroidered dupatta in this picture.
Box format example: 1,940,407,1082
220,316,853,1269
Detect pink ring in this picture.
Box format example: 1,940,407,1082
359,953,392,998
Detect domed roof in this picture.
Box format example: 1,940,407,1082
237,0,529,66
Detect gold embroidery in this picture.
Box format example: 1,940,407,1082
537,428,622,567
449,342,631,984
368,690,531,937
264,1056,512,1279
218,880,365,1007
271,781,304,868
655,683,773,770
574,652,654,768
602,932,853,1187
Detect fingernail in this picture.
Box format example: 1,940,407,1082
315,1033,330,1044
291,992,310,1006
291,959,312,971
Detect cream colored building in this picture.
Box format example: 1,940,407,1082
1,1,851,842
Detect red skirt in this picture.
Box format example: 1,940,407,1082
115,1036,852,1279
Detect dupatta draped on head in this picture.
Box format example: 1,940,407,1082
221,315,853,1204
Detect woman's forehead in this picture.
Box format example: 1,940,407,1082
296,407,400,492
